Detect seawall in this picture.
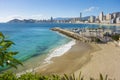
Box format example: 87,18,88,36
51,27,89,42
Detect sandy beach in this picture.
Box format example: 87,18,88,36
75,42,120,80
37,41,100,75
36,40,120,80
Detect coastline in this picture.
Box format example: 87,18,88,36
44,40,75,63
16,39,75,76
36,41,100,75
1,23,120,79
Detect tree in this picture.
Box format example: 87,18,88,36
0,32,22,69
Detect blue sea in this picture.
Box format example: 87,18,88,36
0,23,119,73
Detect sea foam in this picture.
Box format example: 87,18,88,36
44,40,75,63
17,40,76,76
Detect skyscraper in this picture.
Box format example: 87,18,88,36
50,17,53,22
99,12,104,22
80,12,82,20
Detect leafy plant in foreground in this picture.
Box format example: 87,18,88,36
0,71,114,80
0,32,22,69
99,73,108,80
0,71,17,80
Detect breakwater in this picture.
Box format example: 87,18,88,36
51,27,90,42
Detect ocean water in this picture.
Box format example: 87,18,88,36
0,23,119,72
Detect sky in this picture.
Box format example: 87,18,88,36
0,0,120,22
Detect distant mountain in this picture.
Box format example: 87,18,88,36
54,16,92,21
8,19,23,23
8,16,96,23
8,19,54,23
81,16,90,21
82,16,96,21
8,19,39,23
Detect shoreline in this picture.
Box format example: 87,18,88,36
36,41,100,75
16,39,75,76
44,40,75,64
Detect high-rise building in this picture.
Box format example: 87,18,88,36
112,12,120,18
116,17,120,24
113,13,117,19
50,17,53,22
89,16,95,23
106,13,112,20
99,12,104,22
80,12,82,20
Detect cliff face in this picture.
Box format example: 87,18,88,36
51,27,89,42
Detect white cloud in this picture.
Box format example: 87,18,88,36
83,6,99,12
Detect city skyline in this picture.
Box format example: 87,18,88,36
0,0,120,22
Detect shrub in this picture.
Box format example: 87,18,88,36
111,34,120,41
0,71,114,80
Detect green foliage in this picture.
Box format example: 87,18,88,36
95,38,101,43
0,71,17,80
18,73,40,80
62,72,83,80
91,37,102,43
0,32,22,69
99,73,108,80
78,72,84,80
111,34,120,41
0,71,114,80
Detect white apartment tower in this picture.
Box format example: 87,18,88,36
116,17,120,24
99,12,104,22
